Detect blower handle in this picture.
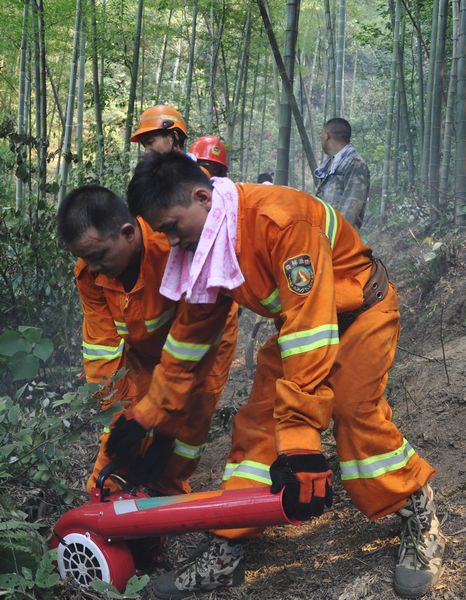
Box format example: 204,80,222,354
95,462,138,500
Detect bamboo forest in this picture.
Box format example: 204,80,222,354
0,1,465,599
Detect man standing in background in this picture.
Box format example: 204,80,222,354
315,118,370,230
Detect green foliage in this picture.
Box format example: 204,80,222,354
0,508,45,574
90,574,150,598
0,509,59,597
0,546,59,599
0,197,81,371
0,370,125,598
0,375,123,497
0,497,60,598
0,326,53,383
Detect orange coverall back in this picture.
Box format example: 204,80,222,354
75,217,238,494
131,185,434,536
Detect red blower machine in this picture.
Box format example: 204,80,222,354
51,466,296,591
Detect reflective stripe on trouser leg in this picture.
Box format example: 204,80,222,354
331,283,436,519
212,334,281,540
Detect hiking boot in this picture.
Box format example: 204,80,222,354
153,534,244,599
394,483,445,598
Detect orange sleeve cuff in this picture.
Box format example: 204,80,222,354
276,424,322,454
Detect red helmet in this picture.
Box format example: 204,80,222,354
189,136,228,168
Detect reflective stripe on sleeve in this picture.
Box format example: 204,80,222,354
316,197,337,248
163,333,212,362
102,426,154,438
83,339,125,361
114,320,128,336
340,438,415,481
174,439,206,460
222,460,272,485
260,288,282,314
145,307,176,333
278,324,339,358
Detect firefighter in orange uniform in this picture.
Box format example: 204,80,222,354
57,184,237,497
108,151,447,600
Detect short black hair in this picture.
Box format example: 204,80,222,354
324,118,352,143
57,185,133,245
257,172,273,183
127,151,212,218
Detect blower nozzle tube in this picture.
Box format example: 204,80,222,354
54,487,296,541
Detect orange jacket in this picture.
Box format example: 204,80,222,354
75,218,177,407
75,217,237,425
133,184,373,452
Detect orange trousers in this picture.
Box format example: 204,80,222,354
87,307,238,495
214,284,435,539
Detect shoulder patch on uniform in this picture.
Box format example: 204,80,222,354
283,254,314,295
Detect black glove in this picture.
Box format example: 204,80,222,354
126,433,175,486
106,414,147,461
270,452,333,520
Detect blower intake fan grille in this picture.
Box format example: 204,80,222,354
57,533,111,587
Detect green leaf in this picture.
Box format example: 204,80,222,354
124,574,150,595
14,383,28,401
112,368,128,381
79,381,100,395
19,432,33,446
9,352,39,381
0,331,27,357
95,407,120,426
7,404,20,426
89,579,120,594
20,566,34,584
0,444,18,459
52,392,76,407
17,327,42,343
0,572,21,590
35,550,59,589
32,338,53,362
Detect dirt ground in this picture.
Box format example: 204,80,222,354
55,224,465,599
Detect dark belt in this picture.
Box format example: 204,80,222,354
337,258,389,336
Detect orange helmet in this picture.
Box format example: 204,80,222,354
130,104,187,143
189,136,228,168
